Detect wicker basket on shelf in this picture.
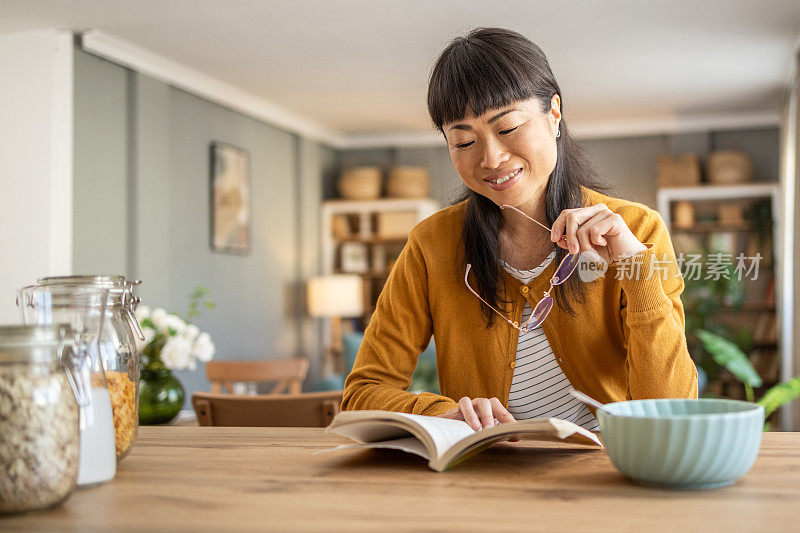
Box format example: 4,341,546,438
657,154,701,188
386,166,430,198
707,151,753,184
338,167,382,200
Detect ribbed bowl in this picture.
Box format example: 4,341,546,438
597,399,764,489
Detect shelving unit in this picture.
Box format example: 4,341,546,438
321,198,440,328
657,183,790,427
657,183,780,227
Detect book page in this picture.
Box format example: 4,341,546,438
432,418,602,472
326,420,413,444
318,438,431,461
327,411,476,459
397,413,476,457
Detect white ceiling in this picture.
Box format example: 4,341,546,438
2,0,799,140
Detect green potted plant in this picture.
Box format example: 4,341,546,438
696,329,800,429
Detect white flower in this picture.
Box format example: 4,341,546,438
164,314,187,335
160,336,193,370
181,324,200,342
134,305,151,324
150,308,169,331
192,332,215,363
135,327,156,353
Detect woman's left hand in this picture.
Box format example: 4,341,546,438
550,203,647,263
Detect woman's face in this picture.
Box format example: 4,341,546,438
444,96,561,211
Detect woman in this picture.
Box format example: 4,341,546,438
341,27,697,432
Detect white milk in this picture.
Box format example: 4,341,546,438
76,387,117,487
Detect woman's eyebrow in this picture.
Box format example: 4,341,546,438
487,108,518,124
447,108,519,131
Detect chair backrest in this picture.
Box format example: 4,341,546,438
191,390,343,427
205,358,309,395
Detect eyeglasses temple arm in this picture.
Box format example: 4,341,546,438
464,264,523,331
499,204,567,242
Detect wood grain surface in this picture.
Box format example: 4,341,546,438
3,427,798,532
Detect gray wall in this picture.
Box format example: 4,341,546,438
336,128,780,210
73,50,336,404
73,51,129,274
298,139,338,381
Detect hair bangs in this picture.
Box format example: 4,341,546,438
428,31,546,132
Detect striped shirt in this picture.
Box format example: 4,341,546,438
501,252,599,431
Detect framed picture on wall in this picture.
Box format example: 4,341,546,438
210,142,251,254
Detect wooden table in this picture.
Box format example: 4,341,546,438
4,428,799,531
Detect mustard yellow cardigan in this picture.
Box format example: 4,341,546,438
342,189,698,416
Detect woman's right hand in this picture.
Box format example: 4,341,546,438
438,396,516,431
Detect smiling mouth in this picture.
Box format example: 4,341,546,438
485,168,522,184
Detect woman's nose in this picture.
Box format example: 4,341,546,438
480,138,510,169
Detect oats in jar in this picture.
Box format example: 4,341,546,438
0,368,79,515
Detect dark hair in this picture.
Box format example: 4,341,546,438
427,27,605,326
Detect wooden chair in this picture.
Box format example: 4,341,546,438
191,390,343,427
205,358,309,395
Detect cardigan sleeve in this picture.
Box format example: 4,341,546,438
616,210,699,400
341,228,458,416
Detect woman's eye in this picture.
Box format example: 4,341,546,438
455,141,474,149
499,126,520,135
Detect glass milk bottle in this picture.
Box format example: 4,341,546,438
17,285,117,487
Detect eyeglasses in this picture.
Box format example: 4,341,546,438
464,204,581,333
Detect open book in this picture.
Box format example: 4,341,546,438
324,410,603,472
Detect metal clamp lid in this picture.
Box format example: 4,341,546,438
121,289,145,341
33,275,145,341
37,275,128,286
0,325,61,364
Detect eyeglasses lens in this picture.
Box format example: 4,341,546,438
527,296,554,329
553,253,581,285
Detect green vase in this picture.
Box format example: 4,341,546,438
139,367,185,425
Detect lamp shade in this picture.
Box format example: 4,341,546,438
307,275,364,318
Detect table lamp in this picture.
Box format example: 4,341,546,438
307,275,364,375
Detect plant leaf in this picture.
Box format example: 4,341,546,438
758,375,800,418
696,329,762,387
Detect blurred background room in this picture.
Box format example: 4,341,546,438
1,1,799,429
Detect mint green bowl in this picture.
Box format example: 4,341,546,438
597,399,764,489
